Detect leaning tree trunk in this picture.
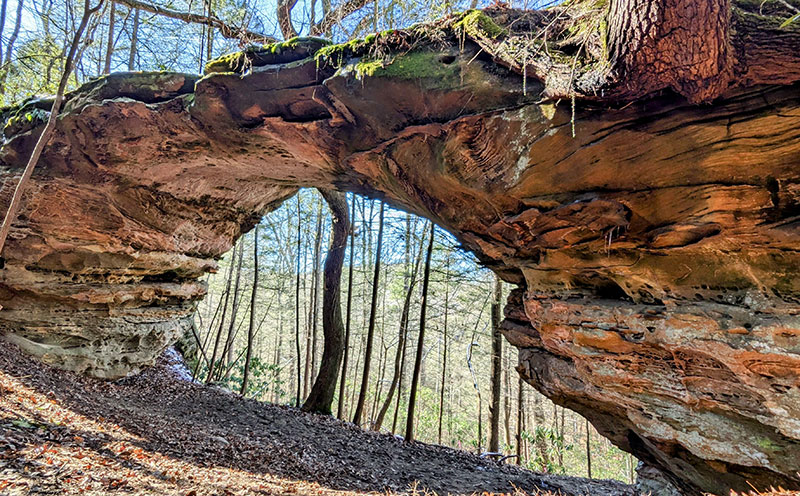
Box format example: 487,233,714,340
205,241,236,384
373,273,416,431
0,0,102,256
221,240,245,380
303,190,349,415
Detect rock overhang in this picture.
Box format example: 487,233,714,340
1,6,800,495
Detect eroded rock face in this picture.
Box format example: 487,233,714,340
0,15,799,495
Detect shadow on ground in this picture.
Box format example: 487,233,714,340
0,341,636,495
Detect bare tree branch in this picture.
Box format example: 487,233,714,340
113,0,276,43
277,0,299,40
310,0,370,36
0,0,104,263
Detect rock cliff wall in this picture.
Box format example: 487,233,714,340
1,8,799,494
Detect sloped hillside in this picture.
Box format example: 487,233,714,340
0,341,634,496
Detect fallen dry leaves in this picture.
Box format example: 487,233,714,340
0,341,629,496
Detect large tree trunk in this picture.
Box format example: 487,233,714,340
303,190,349,415
606,0,731,102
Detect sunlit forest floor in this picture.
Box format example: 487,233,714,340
0,342,637,496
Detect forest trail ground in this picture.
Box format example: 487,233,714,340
0,341,635,496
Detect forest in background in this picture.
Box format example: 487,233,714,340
190,189,638,482
0,0,636,484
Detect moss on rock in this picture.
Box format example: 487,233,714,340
453,10,508,40
205,37,332,75
364,51,461,88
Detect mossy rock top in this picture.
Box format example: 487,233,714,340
205,37,332,74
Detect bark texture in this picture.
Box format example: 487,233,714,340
607,0,732,102
303,189,349,414
1,5,800,494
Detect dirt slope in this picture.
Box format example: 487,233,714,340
0,341,635,496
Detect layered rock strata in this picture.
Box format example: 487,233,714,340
1,6,799,494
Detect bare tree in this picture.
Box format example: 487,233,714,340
307,200,324,387
0,0,23,94
516,375,524,465
127,7,139,70
221,241,245,380
0,0,8,65
437,255,450,444
294,195,303,407
0,0,103,259
372,265,417,431
277,0,298,39
241,226,259,396
404,221,434,443
303,190,349,414
337,196,356,420
489,276,503,453
352,201,384,426
205,241,237,384
103,2,115,73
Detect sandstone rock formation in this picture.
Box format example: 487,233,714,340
1,3,799,495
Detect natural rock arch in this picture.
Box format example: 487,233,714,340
1,5,800,495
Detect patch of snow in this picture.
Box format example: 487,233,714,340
163,346,194,382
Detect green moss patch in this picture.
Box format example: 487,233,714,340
453,10,508,40
365,51,461,88
205,37,332,75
